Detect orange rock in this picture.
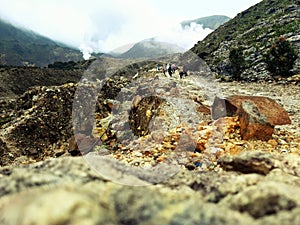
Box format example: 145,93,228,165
212,95,291,141
227,95,291,126
267,139,278,147
196,139,206,153
213,116,239,133
238,101,275,141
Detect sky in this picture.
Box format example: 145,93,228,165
0,0,262,58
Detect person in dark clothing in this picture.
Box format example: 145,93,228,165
167,64,172,77
179,65,187,79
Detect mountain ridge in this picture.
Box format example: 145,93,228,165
111,15,230,59
0,18,83,67
119,39,185,59
181,15,231,30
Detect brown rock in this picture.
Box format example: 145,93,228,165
227,96,291,126
239,101,275,141
193,97,211,115
129,96,163,137
68,134,99,155
212,95,291,141
212,95,291,125
218,151,276,175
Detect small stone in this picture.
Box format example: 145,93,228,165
156,156,165,162
185,163,196,170
280,149,288,154
146,110,152,118
268,139,278,147
196,139,206,153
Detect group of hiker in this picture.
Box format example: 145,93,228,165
157,63,188,79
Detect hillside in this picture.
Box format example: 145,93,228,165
191,0,300,80
0,59,96,98
119,39,185,59
181,15,231,30
0,19,83,67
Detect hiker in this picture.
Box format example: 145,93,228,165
162,64,166,75
166,63,170,71
179,65,188,79
167,63,172,77
171,64,176,74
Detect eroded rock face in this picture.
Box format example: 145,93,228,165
129,96,163,137
4,84,77,157
212,95,291,140
0,138,12,166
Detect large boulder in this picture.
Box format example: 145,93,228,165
212,95,291,140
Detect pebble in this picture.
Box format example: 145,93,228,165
268,139,278,147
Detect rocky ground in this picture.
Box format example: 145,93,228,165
94,71,300,173
0,63,300,224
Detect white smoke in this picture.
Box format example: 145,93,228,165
0,0,219,59
153,22,213,50
72,0,214,57
79,43,93,60
80,18,213,57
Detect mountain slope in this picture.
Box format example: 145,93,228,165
0,19,83,67
119,39,185,59
0,59,97,98
181,15,231,30
118,15,230,60
191,0,300,80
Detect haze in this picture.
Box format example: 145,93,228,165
0,0,262,58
